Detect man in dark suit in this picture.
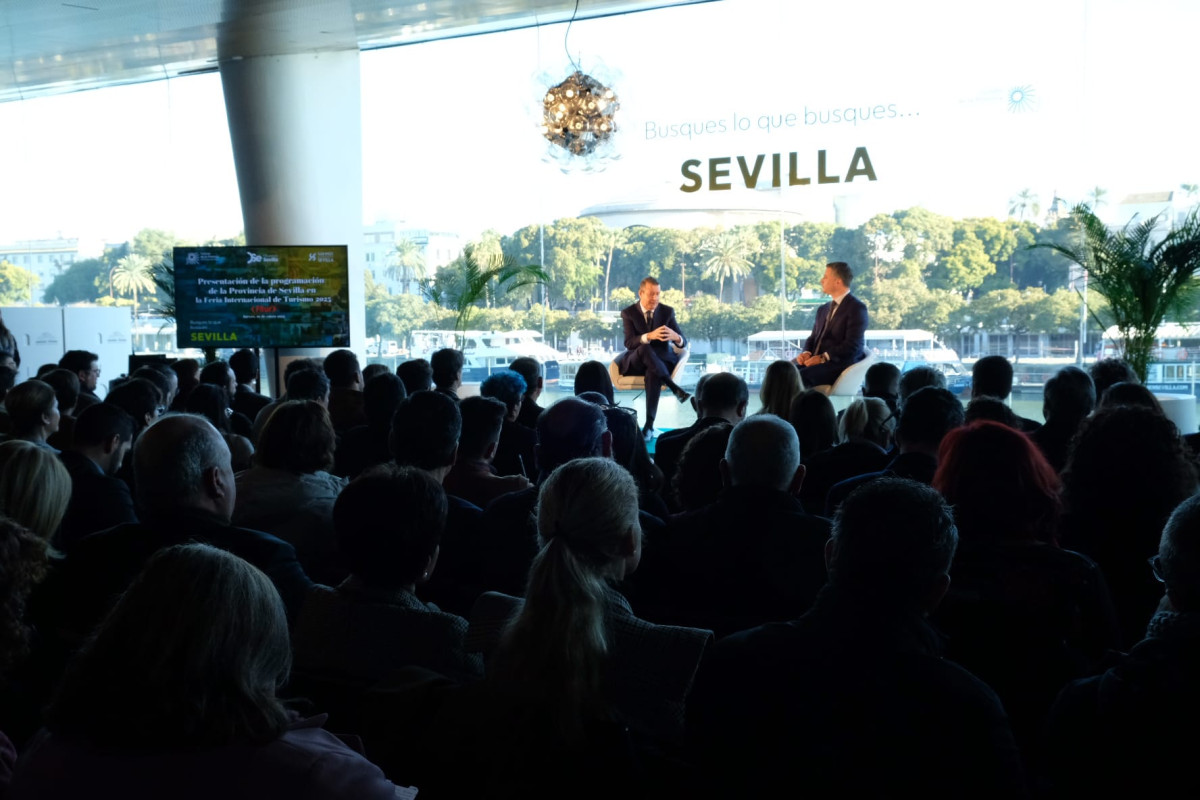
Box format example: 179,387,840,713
57,403,138,548
614,276,690,438
794,261,869,388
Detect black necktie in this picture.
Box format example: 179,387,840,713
645,310,653,329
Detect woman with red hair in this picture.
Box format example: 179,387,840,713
931,421,1119,753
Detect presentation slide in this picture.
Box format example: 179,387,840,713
173,245,351,349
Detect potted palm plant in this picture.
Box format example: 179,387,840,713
1040,204,1200,382
423,243,547,341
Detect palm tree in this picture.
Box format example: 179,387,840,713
111,254,156,322
702,231,754,303
1182,184,1199,201
1038,204,1200,381
387,237,427,295
1008,189,1041,222
1087,186,1108,209
423,244,548,339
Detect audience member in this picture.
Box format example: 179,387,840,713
185,383,254,471
58,351,101,412
1088,357,1138,400
932,420,1120,753
508,356,545,429
251,358,323,440
647,415,830,636
897,364,945,409
688,478,1025,798
1047,493,1200,795
475,458,711,743
670,422,733,514
1032,365,1095,472
481,369,535,479
397,358,433,396
361,363,390,383
233,401,348,586
41,369,80,452
755,360,801,419
972,355,1040,432
825,386,963,515
965,395,1021,428
58,404,137,549
0,311,19,369
199,361,254,439
334,371,405,478
799,396,893,514
444,396,532,509
431,348,464,401
36,415,311,644
229,348,271,422
1097,380,1163,413
0,368,16,432
4,380,61,450
169,357,201,412
323,349,367,434
130,366,171,409
862,361,901,416
0,441,71,546
14,544,397,799
787,389,837,464
1060,405,1198,647
603,404,669,519
654,373,747,495
293,465,483,686
0,517,49,754
572,360,615,406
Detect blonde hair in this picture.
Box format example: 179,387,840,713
757,360,802,418
838,396,894,448
491,458,640,736
0,440,71,543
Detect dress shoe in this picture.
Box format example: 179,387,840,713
642,426,658,441
674,387,692,404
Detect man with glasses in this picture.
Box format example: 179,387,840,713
60,350,102,412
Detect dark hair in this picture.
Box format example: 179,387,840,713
827,261,854,286
361,363,390,384
701,371,749,413
789,389,837,460
972,355,1014,399
864,361,901,396
459,396,508,459
41,369,81,415
130,366,169,405
390,391,461,470
184,384,232,434
898,365,946,405
199,361,234,394
322,349,361,389
35,364,56,378
228,349,258,384
286,368,330,403
171,358,200,382
397,359,433,395
896,386,964,448
1099,381,1163,414
5,380,56,435
58,350,98,375
481,369,526,412
0,367,17,402
638,276,660,290
430,349,464,389
573,361,614,406
363,372,406,429
671,422,733,512
46,544,292,748
283,357,320,383
1089,357,1138,399
334,465,447,589
535,397,607,476
1160,494,1200,611
509,357,541,396
0,516,48,672
831,478,957,607
255,401,335,474
964,396,1020,428
74,403,135,448
934,421,1061,544
1043,366,1095,426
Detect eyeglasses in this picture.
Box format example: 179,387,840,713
1149,555,1166,583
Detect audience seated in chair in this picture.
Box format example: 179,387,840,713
798,396,893,514
13,544,398,799
481,370,536,480
443,396,532,509
57,404,138,549
653,373,747,496
334,371,406,479
669,423,733,515
687,477,1026,798
755,360,802,418
1032,366,1095,473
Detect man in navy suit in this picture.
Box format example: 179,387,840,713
795,262,869,388
615,276,690,438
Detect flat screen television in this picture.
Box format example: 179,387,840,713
172,245,351,349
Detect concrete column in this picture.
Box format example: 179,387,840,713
218,7,365,392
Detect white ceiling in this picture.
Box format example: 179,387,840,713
0,0,712,102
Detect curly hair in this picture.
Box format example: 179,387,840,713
0,516,48,672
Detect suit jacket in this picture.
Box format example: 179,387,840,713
614,302,686,374
57,450,138,549
232,384,272,422
803,293,869,367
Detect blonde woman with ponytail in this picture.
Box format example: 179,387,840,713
473,457,712,744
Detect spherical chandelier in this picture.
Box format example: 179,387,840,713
542,70,619,158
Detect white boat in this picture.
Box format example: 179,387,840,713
409,329,562,384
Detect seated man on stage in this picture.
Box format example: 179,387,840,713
614,277,690,439
795,262,869,389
